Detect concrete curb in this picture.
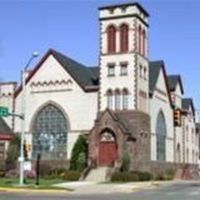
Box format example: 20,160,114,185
0,187,72,193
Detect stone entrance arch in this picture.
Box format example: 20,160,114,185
98,130,118,166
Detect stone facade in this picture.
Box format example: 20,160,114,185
89,109,151,169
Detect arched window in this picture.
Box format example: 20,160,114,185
186,148,189,163
107,89,113,109
32,104,68,160
176,143,181,163
143,67,147,80
120,24,129,52
142,29,146,56
156,111,166,161
115,89,121,110
138,25,142,54
122,88,129,109
107,25,116,53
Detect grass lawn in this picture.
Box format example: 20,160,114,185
0,178,70,190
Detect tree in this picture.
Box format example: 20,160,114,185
70,135,88,172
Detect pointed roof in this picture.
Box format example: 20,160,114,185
149,60,164,93
182,98,195,114
15,49,99,97
167,75,184,94
149,60,173,107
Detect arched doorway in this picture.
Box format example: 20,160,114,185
156,111,167,161
32,104,68,160
99,130,117,166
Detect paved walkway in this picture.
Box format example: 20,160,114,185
54,180,176,194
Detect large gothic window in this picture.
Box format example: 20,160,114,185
32,104,68,160
120,24,129,52
107,25,116,53
156,111,166,161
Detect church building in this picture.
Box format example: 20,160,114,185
0,2,199,179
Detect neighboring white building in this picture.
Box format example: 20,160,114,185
0,2,199,175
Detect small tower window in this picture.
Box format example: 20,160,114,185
142,29,146,57
138,25,142,54
120,24,129,53
107,63,115,76
107,25,116,54
107,89,113,109
122,88,129,109
120,63,128,76
115,89,121,110
143,67,147,80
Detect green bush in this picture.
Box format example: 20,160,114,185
60,170,80,181
111,171,139,182
138,171,153,181
49,168,68,179
70,135,88,172
111,171,153,182
120,152,130,172
163,169,175,180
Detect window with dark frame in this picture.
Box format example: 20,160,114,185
120,63,128,76
107,64,115,76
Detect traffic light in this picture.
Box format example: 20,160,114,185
174,108,181,127
26,144,31,152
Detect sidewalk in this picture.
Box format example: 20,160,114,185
54,180,176,194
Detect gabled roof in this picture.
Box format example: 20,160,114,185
182,98,195,114
149,61,163,93
15,49,99,98
149,60,173,106
0,118,13,140
167,75,184,94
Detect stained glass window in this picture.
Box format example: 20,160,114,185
32,104,68,160
156,111,166,161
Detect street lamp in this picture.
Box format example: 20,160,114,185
19,52,39,185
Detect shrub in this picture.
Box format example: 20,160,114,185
164,169,175,180
60,170,80,181
70,135,88,172
111,171,139,182
138,171,153,181
0,171,5,177
5,169,19,178
49,168,68,179
25,170,36,179
111,171,153,182
120,152,130,172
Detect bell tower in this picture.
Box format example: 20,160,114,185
99,3,149,113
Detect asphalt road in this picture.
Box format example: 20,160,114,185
0,182,200,200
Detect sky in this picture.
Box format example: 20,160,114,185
0,0,200,109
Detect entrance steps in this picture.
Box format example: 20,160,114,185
84,167,112,182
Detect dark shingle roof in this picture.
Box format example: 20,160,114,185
149,61,164,93
167,75,184,94
51,50,98,87
0,117,12,134
182,98,195,114
15,49,99,97
89,67,100,80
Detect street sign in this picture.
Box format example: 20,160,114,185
0,106,9,117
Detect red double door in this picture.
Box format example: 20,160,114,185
99,141,118,166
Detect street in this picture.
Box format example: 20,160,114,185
0,181,200,200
